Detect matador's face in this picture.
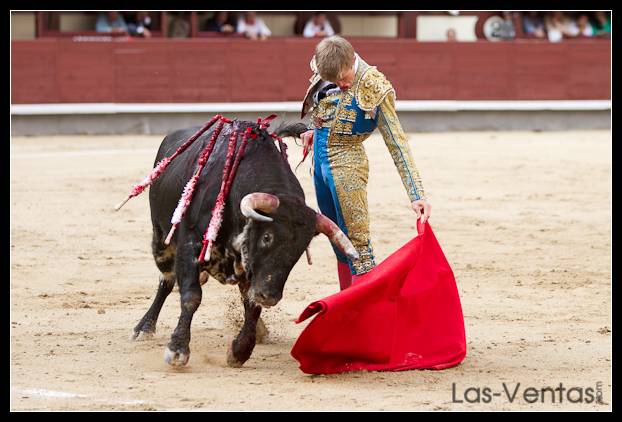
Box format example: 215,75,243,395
333,64,356,91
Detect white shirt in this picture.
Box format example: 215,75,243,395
303,19,335,38
578,23,594,36
237,17,272,38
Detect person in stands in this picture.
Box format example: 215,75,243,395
303,12,336,38
96,11,128,34
237,11,271,40
204,11,235,34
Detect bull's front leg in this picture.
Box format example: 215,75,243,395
164,236,202,367
227,282,262,367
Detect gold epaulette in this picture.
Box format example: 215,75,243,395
355,67,395,112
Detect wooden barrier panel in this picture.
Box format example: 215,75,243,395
11,38,610,104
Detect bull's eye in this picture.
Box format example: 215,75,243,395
261,232,273,246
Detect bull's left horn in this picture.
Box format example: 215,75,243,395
315,213,359,260
240,193,280,222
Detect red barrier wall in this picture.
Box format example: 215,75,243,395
11,38,611,104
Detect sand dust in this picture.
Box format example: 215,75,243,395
10,130,611,410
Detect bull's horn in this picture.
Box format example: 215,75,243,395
315,213,359,260
240,193,280,222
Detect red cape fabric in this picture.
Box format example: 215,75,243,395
291,221,466,374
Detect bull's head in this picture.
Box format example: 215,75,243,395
233,192,358,307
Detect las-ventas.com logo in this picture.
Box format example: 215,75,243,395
452,382,604,404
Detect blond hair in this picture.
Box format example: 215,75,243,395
314,35,355,82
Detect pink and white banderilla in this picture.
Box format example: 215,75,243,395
115,113,290,263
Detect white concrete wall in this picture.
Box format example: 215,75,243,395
11,110,611,136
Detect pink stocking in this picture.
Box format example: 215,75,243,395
337,261,352,291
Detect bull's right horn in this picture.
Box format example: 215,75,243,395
315,213,360,260
240,193,280,222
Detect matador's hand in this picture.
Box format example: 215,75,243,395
411,198,431,224
300,130,314,150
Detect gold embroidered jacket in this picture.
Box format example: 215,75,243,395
302,55,426,203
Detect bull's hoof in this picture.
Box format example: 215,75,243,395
256,317,269,344
226,344,245,368
164,346,190,367
130,329,155,341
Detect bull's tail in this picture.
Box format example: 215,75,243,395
274,122,312,172
274,122,308,139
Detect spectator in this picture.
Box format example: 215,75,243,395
545,11,578,42
522,11,546,39
168,12,190,38
303,12,335,38
592,11,611,36
96,12,128,34
576,14,594,37
127,11,152,38
237,11,271,40
446,28,457,41
497,11,516,40
203,11,235,34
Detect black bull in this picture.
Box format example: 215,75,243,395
131,119,357,367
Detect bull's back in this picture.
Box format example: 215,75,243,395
147,121,301,239
149,126,203,234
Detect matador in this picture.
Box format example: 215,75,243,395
300,36,432,290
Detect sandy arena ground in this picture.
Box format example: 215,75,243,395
10,130,611,411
